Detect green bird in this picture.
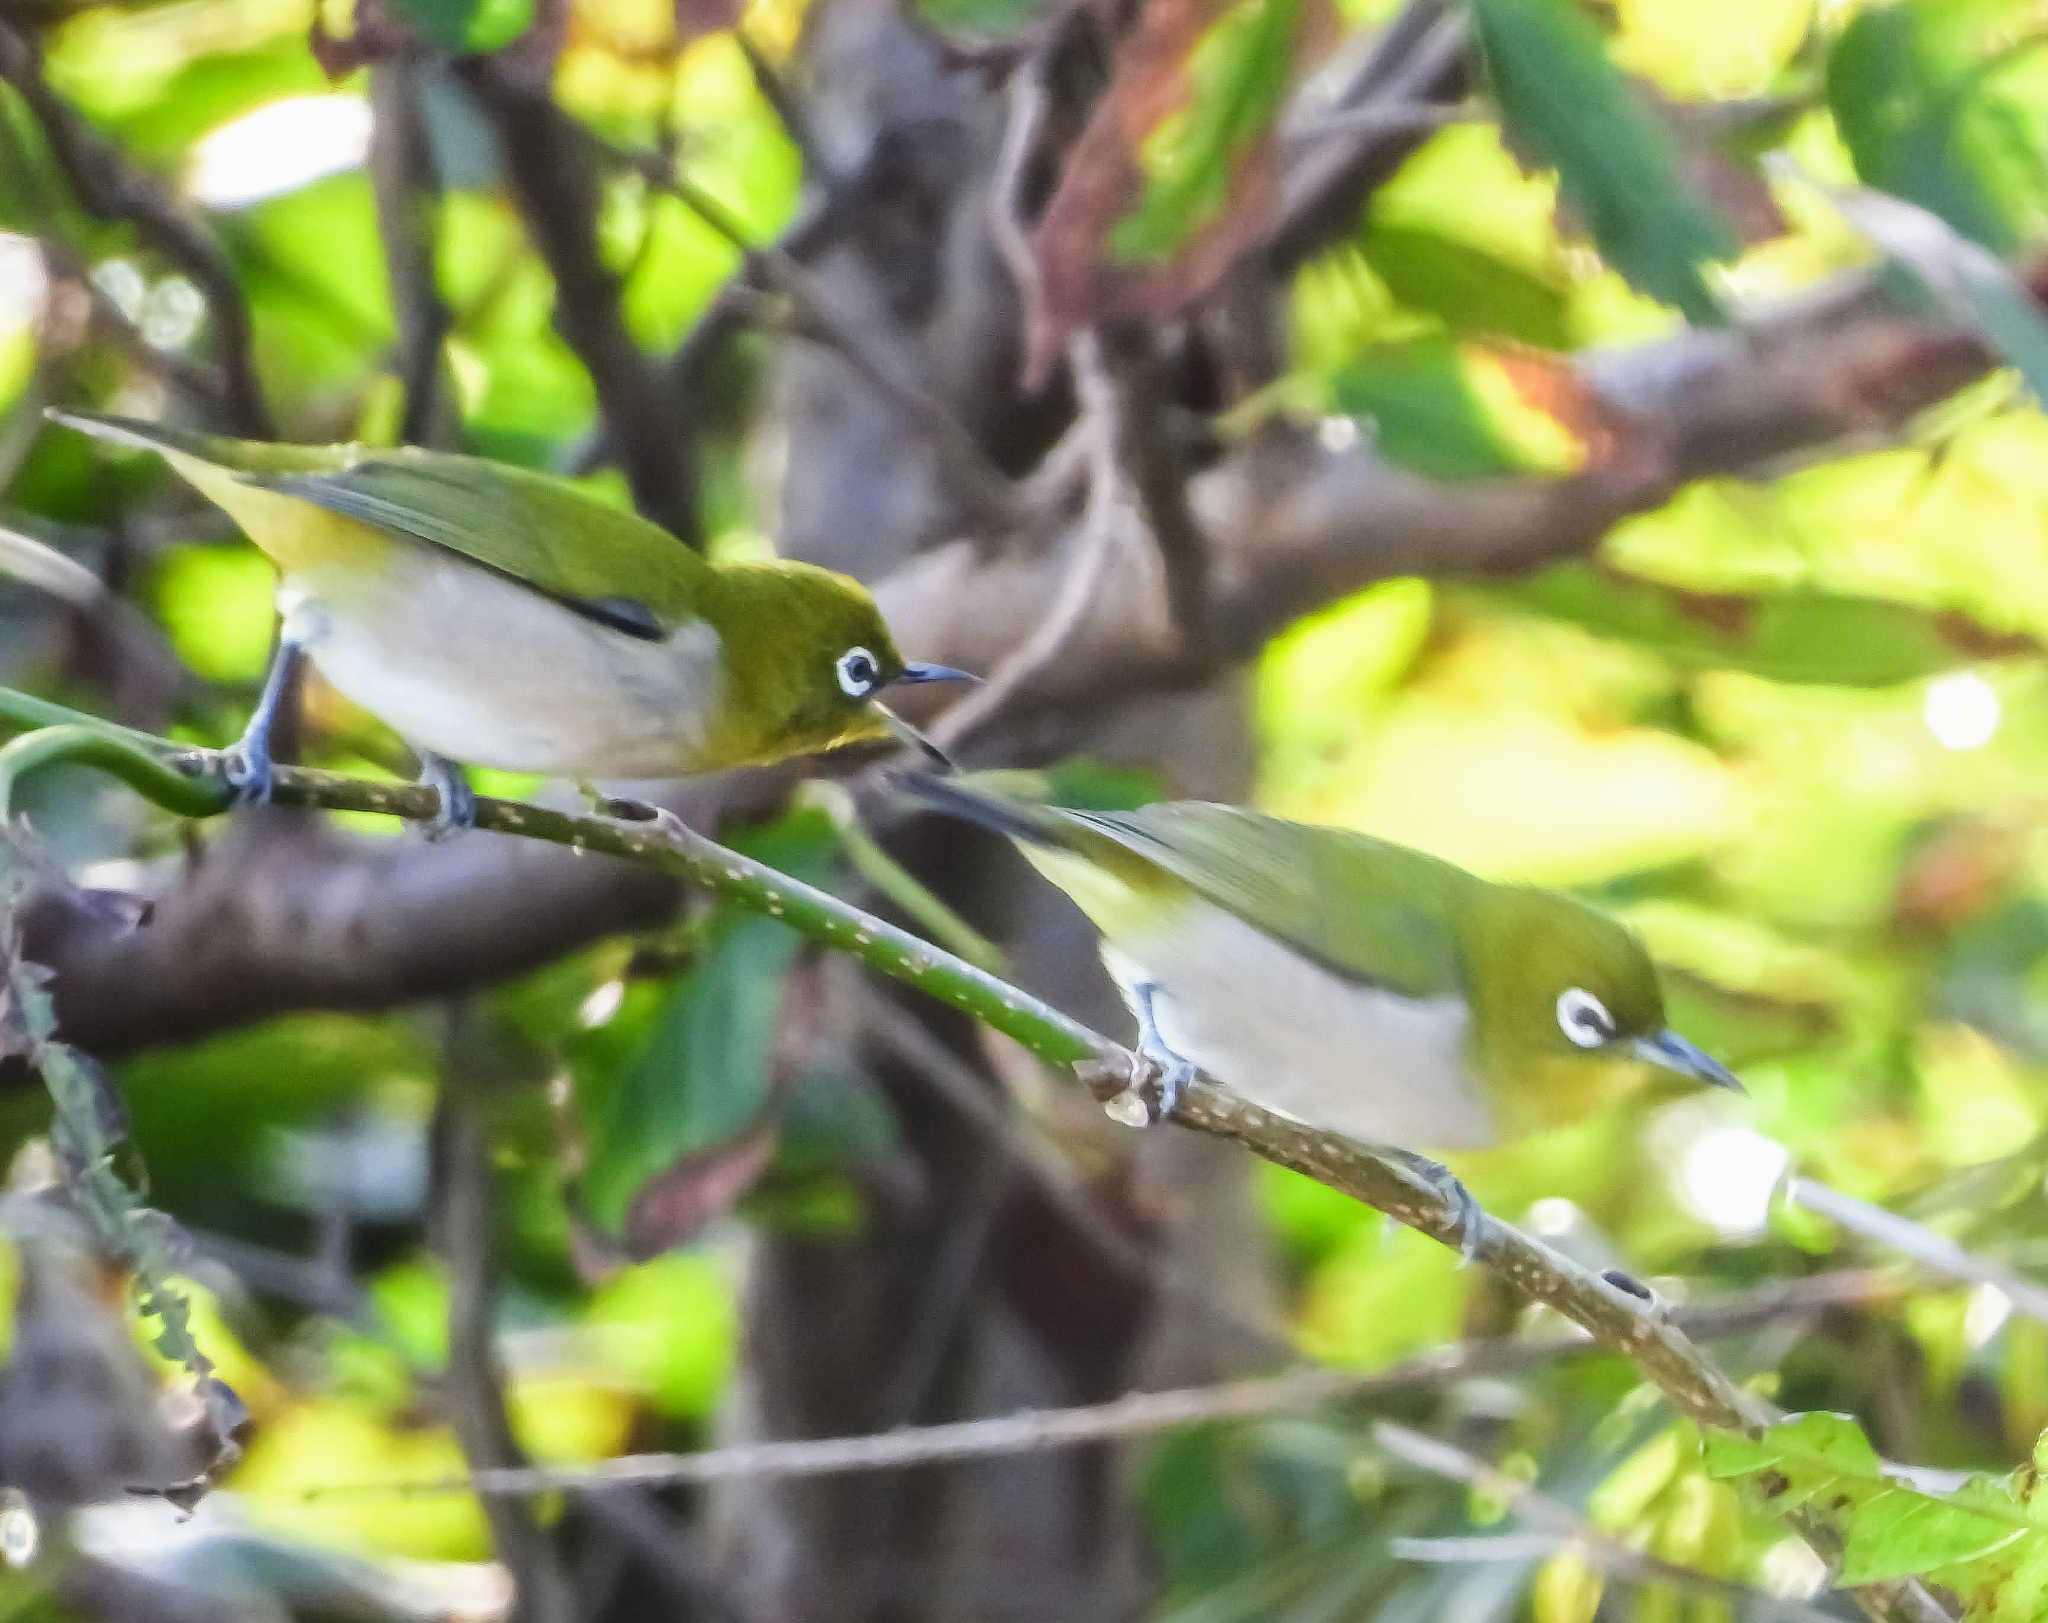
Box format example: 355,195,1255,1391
45,410,972,831
904,773,1740,1250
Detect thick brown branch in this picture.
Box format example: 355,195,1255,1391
24,814,679,1054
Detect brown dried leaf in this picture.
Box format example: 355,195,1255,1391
622,1116,780,1258
1024,0,1333,384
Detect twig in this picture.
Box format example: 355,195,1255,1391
429,1042,574,1623
1372,1420,1839,1623
567,173,866,477
1076,328,1210,641
368,57,455,447
0,19,270,436
0,719,1974,1615
596,140,1020,530
1788,1176,2048,1325
40,240,228,409
929,396,1128,751
852,969,1297,1357
987,44,1050,357
734,26,838,188
872,1140,1018,1428
456,58,701,545
1270,0,1472,273
300,1269,1896,1502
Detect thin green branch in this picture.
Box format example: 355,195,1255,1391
0,725,228,821
0,702,1959,1621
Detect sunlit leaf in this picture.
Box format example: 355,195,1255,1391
1490,564,2042,686
1471,0,1737,325
1827,0,2048,256
1704,1411,2036,1587
1327,339,1572,478
576,808,838,1248
1358,225,1573,348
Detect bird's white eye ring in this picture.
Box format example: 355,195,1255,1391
1556,987,1614,1049
836,646,881,698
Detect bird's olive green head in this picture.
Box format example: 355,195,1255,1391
699,560,972,767
1460,884,1739,1129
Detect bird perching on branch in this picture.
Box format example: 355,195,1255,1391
46,410,973,834
904,772,1742,1255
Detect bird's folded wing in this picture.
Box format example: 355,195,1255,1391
1065,803,1469,1000
258,454,706,640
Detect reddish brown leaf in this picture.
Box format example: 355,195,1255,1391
1484,345,1646,468
1023,0,1333,384
622,1116,780,1258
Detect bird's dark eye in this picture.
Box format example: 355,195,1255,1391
836,646,881,699
1556,987,1615,1049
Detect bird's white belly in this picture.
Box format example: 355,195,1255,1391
278,546,724,778
1103,903,1498,1151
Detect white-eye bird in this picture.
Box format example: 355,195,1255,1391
46,410,972,831
903,773,1741,1250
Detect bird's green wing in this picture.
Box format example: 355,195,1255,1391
254,451,706,638
1060,802,1471,999
48,411,706,639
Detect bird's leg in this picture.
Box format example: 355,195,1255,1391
1130,980,1197,1123
415,752,477,840
1383,1148,1483,1265
221,633,305,805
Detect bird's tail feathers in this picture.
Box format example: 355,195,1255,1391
45,409,343,480
44,408,222,461
892,770,1064,847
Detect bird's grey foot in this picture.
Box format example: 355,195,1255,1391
1131,980,1196,1124
1387,1149,1482,1264
220,734,274,805
222,636,306,805
416,753,476,840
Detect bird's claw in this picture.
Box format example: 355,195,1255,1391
1120,980,1195,1127
220,739,274,806
1389,1150,1482,1265
417,755,477,841
1146,1054,1196,1123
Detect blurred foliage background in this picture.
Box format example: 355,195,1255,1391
5,0,2048,1617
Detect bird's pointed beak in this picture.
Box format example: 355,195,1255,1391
1631,1028,1744,1092
891,661,980,686
873,700,957,770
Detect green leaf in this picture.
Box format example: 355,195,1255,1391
577,808,839,1241
1470,0,1737,325
387,0,536,55
1826,0,2048,256
1358,225,1574,348
1704,1413,2037,1588
1488,564,2042,686
1329,340,1552,478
